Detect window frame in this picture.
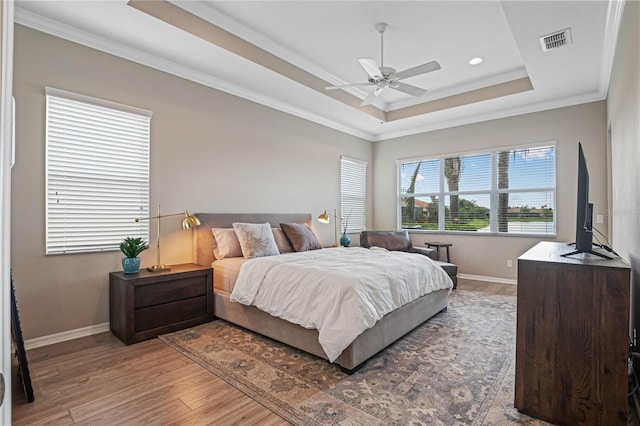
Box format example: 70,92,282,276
45,87,152,255
396,141,557,236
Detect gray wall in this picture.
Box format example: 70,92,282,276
607,1,639,342
372,101,609,281
11,25,372,340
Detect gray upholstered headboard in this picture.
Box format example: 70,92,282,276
193,213,312,266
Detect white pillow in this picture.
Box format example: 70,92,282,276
232,222,280,259
211,228,243,260
272,228,293,253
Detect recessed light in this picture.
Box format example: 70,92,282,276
469,57,484,65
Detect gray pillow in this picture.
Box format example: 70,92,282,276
232,222,280,259
280,222,322,252
272,228,293,253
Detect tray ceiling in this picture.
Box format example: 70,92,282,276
15,0,624,141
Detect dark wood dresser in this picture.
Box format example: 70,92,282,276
515,241,630,425
109,263,213,344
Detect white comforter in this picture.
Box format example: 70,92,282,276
230,247,453,362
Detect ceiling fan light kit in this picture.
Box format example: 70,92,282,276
325,22,441,106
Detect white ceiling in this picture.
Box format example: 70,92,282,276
14,0,624,141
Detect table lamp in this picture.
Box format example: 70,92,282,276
318,209,339,247
135,205,201,272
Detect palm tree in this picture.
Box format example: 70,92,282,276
404,161,422,222
444,157,462,223
498,151,510,232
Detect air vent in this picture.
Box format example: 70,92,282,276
540,28,572,52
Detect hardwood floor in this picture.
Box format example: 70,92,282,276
11,279,514,425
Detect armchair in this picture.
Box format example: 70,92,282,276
360,230,457,289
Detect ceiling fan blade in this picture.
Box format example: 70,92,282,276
358,58,383,80
360,88,381,106
391,82,428,97
393,61,441,80
325,82,374,91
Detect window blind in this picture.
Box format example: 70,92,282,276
45,88,151,254
340,156,367,233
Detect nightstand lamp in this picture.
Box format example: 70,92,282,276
318,209,339,247
135,205,201,272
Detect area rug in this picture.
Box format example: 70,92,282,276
159,288,548,425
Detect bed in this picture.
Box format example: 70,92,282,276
194,213,452,372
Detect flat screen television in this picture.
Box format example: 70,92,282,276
562,142,611,259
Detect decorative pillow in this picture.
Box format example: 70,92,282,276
280,222,322,252
211,228,243,260
232,222,280,259
272,228,293,253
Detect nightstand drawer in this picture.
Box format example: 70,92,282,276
135,296,208,332
134,276,207,308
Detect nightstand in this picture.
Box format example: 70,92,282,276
109,263,213,345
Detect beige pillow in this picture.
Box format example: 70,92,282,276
232,222,280,259
211,228,243,260
272,228,293,253
280,222,322,252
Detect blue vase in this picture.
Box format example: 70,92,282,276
122,257,141,274
340,231,351,247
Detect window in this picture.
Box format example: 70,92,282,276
341,156,367,233
46,87,151,254
398,143,556,235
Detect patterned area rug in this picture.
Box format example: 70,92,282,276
159,288,549,425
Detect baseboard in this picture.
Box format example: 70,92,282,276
458,273,517,286
24,322,110,350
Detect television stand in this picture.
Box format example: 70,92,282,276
561,248,612,260
561,242,613,260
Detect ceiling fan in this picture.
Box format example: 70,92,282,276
326,23,441,106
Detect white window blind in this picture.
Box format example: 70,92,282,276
45,87,151,254
340,156,367,233
398,143,556,235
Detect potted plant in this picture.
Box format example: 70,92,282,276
119,237,148,274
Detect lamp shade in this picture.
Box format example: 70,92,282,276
318,210,330,224
182,211,201,230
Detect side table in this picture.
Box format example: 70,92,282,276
425,242,452,263
109,263,213,344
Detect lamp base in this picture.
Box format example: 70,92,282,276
147,264,171,272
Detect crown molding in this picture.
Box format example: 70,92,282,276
371,90,605,142
172,1,367,94
14,6,376,141
160,1,399,113
598,0,626,98
385,67,529,112
177,1,387,112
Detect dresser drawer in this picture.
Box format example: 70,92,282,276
134,296,208,332
134,276,207,308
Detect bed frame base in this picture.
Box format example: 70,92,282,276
339,307,451,375
214,288,449,371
